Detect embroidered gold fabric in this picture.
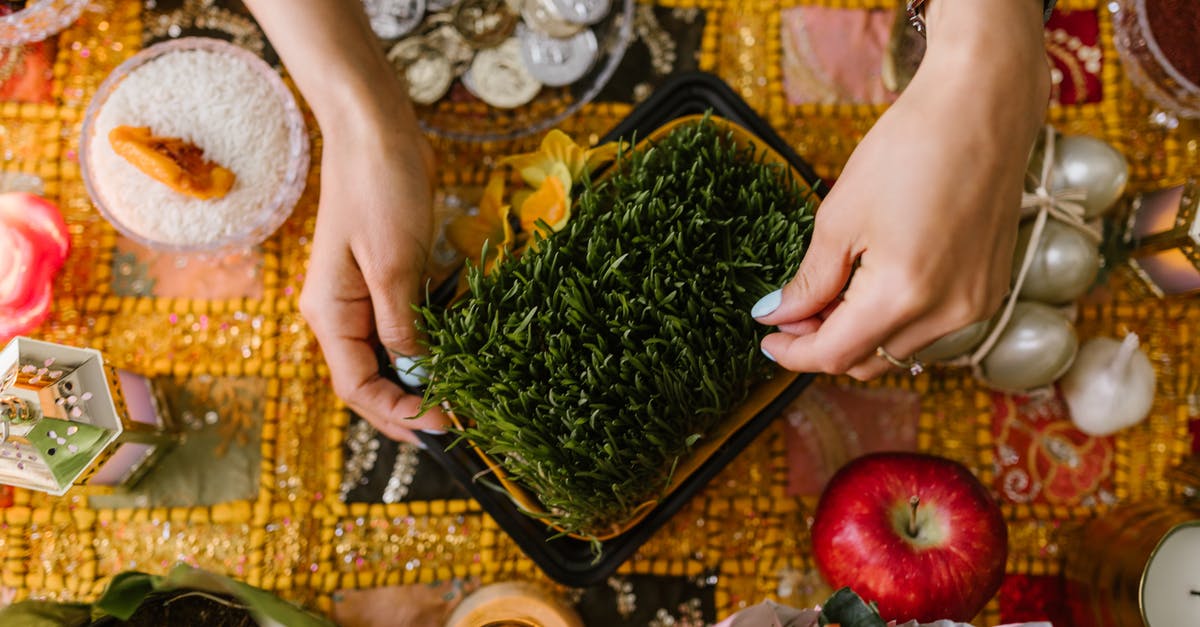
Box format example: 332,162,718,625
4,0,1198,623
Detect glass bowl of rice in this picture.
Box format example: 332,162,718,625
80,37,310,254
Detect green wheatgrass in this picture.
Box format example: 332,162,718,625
418,117,817,541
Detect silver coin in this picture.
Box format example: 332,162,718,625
463,38,543,108
517,24,597,87
453,0,520,48
387,39,455,104
364,0,427,39
423,23,475,75
521,0,582,38
427,0,461,11
549,0,609,25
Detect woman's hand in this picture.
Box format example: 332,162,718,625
246,0,447,443
299,110,448,444
755,0,1050,378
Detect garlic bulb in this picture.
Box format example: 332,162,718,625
1060,333,1156,436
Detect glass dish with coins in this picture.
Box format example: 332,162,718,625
0,0,87,46
364,0,635,141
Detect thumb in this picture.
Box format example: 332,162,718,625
367,258,426,358
753,225,854,325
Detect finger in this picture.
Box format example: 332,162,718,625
752,217,855,326
361,254,426,357
302,283,449,442
777,317,822,336
323,332,449,435
844,323,936,380
374,409,449,446
761,282,917,375
774,295,843,336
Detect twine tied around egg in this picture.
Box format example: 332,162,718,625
959,125,1100,383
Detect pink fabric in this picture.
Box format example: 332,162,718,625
782,383,921,497
114,236,264,300
781,7,898,105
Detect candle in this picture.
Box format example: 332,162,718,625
0,337,179,495
86,369,171,487
1065,502,1200,626
0,192,70,340
1124,181,1200,296
1142,521,1200,626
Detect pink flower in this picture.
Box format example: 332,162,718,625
0,192,69,340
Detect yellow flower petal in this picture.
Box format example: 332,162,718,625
519,169,570,235
499,130,582,188
478,172,508,221
581,141,622,176
447,174,514,268
499,130,624,192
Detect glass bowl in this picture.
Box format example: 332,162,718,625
410,0,635,142
1112,0,1200,119
79,37,310,254
0,0,87,46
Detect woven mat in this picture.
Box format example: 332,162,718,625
4,0,1198,623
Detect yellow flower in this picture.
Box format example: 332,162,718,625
516,162,572,237
446,173,514,271
499,129,621,189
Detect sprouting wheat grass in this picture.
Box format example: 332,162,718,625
418,115,817,541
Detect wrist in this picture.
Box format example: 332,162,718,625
918,0,1049,106
313,72,422,145
923,0,1045,64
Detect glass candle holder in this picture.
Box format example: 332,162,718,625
0,337,179,495
1065,501,1200,627
1124,179,1200,296
1111,0,1200,120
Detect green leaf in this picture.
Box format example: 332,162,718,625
0,601,91,627
93,571,157,620
93,565,335,627
818,588,887,627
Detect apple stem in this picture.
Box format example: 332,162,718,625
907,496,920,538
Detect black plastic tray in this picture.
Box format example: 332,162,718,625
405,72,824,587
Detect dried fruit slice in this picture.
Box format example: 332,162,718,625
108,126,236,200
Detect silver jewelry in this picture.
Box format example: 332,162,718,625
876,346,925,376
905,0,929,35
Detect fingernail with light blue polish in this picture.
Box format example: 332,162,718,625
419,428,447,435
393,355,430,389
751,289,782,319
761,346,777,362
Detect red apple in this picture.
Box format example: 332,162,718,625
811,452,1007,623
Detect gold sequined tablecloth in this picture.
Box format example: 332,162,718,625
5,0,1200,623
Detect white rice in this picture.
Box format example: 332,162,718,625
88,48,291,247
